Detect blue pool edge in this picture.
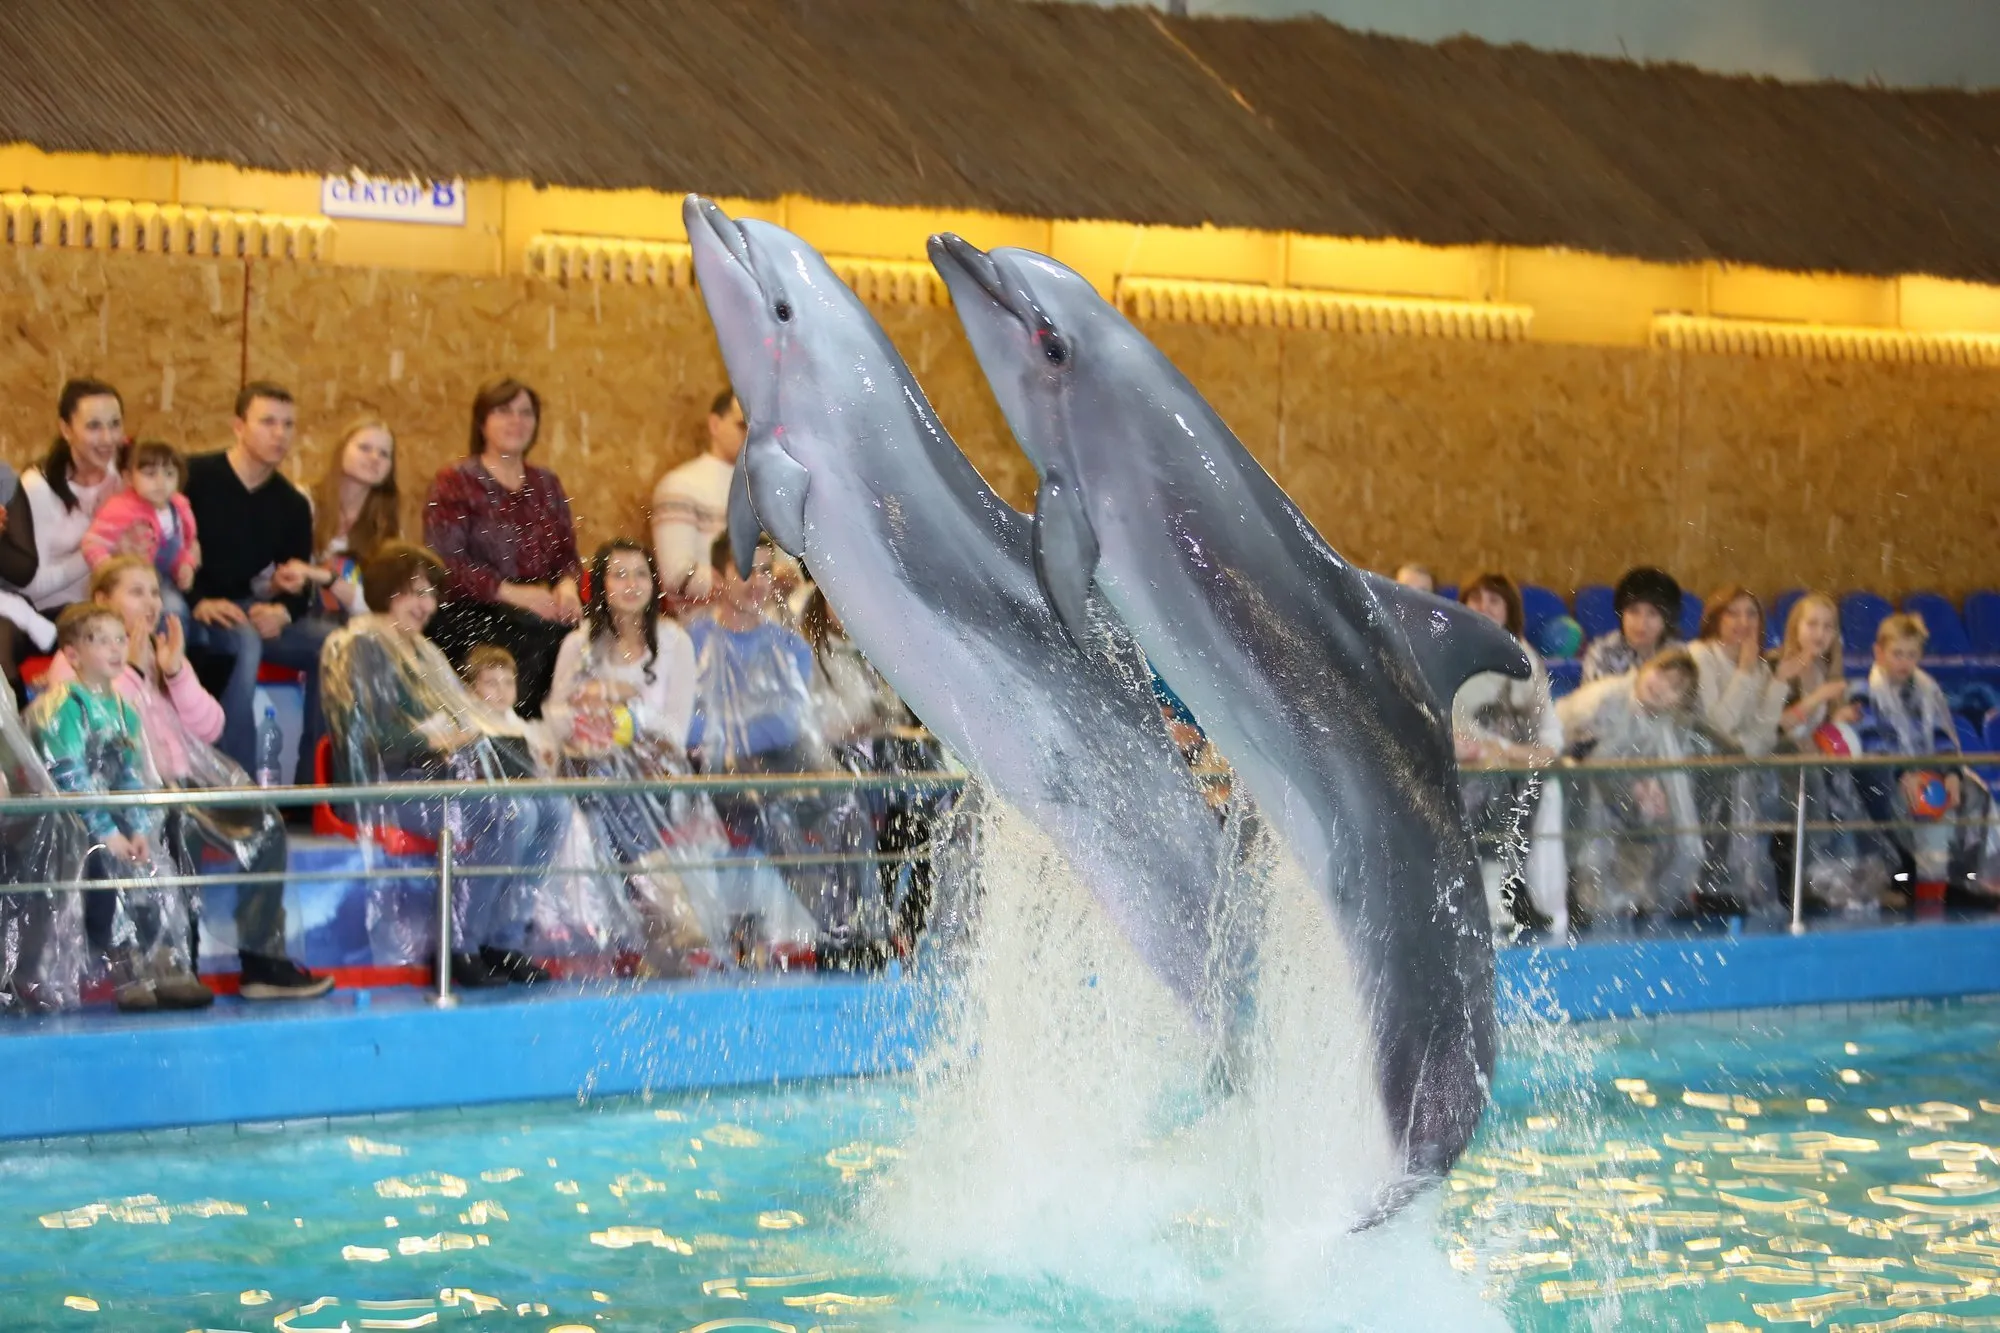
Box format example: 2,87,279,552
7,917,1998,1142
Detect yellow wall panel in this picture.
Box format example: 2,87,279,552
0,144,177,204
1708,264,1898,329
1505,248,1706,347
1285,234,1490,301
1899,275,2000,334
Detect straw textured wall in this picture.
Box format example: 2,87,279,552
0,246,1992,598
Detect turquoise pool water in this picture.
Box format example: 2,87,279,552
6,999,2000,1331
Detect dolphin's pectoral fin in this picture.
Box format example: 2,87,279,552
1362,570,1533,706
727,454,762,577
746,442,811,558
1032,473,1099,644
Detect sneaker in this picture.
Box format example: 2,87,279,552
115,980,159,1013
481,946,552,986
238,954,335,1002
449,952,508,989
154,972,216,1010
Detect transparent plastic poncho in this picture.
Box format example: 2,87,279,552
22,677,189,988
320,615,573,964
0,684,90,1011
1452,649,1567,933
684,606,878,952
1559,674,1706,920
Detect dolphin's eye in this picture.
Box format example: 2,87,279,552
1043,334,1070,366
774,300,793,323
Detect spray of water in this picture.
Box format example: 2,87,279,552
865,796,1512,1331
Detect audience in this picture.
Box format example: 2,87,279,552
0,379,129,692
309,416,401,621
1772,593,1851,748
652,389,746,602
0,682,89,1014
1582,566,1683,683
1453,573,1567,937
1392,563,1436,595
320,541,569,988
424,378,582,715
1688,586,1787,913
183,382,332,782
52,557,330,1000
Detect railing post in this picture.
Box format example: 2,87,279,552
1789,768,1809,937
433,796,457,1008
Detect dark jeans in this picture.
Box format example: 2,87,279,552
372,779,570,954
426,599,570,717
165,808,289,960
187,605,334,783
80,845,188,980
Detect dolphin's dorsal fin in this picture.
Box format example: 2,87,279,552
1362,571,1532,706
727,454,760,577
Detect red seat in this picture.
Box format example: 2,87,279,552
312,735,438,857
19,655,51,692
257,663,305,686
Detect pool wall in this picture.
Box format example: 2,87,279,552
5,917,1997,1142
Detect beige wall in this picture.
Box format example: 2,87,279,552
2,246,1993,601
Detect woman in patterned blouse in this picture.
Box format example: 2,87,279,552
423,378,583,715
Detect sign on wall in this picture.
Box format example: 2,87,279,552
320,173,467,226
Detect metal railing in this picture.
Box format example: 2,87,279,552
0,771,966,1008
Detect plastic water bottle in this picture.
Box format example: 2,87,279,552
255,707,284,789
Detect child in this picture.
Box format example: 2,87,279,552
1581,566,1683,683
82,441,200,618
1854,613,1991,904
461,643,558,774
28,604,210,1011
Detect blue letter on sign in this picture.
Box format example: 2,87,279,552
431,181,458,209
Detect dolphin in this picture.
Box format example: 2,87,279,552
682,195,1247,1034
931,237,1531,1207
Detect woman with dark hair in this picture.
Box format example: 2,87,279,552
319,540,569,988
309,415,401,619
422,378,582,714
0,379,127,692
544,540,697,759
1581,565,1683,683
1452,572,1566,937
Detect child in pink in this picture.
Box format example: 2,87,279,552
82,441,200,618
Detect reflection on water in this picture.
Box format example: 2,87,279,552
5,999,2000,1330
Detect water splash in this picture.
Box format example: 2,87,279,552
868,797,1509,1331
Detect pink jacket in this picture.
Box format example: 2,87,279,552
45,652,225,783
81,490,199,585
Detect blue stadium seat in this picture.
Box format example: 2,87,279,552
1766,588,1805,650
1984,711,2000,755
1904,592,1972,657
1436,584,1457,604
1957,714,1983,754
1679,592,1704,642
1840,591,1894,657
1520,585,1566,643
1964,591,2000,656
1574,584,1617,642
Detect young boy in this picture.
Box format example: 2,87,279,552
82,441,202,616
1581,566,1684,683
461,643,557,773
28,604,211,1011
1854,613,1987,903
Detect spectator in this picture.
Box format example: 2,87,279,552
1582,566,1683,683
1452,573,1566,937
52,556,331,999
319,541,568,988
1689,585,1788,914
0,680,89,1014
1771,592,1850,748
545,540,698,760
686,534,877,944
1853,613,1992,905
1769,593,1885,914
651,389,745,601
183,382,332,782
27,604,207,1011
309,416,401,620
1393,563,1435,595
0,378,128,692
799,585,904,751
82,441,200,621
461,645,558,774
1557,647,1706,923
423,378,582,715
1690,586,1788,756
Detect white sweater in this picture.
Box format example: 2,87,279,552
650,453,734,598
21,467,122,609
545,620,699,751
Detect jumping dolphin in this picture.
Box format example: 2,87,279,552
683,196,1246,1033
931,237,1530,1206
